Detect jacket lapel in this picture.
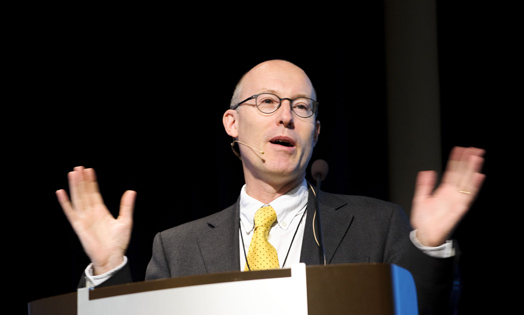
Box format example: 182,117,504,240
196,201,241,274
301,185,354,265
195,186,354,273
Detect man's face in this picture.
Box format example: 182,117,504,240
224,60,321,187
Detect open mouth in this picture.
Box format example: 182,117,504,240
270,137,295,148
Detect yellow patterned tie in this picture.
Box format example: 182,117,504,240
245,205,280,271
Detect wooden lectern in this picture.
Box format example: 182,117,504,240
28,263,418,315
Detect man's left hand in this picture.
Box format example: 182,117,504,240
410,146,486,247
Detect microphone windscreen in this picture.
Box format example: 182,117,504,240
311,159,329,182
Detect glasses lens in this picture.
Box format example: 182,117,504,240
256,94,281,114
292,98,315,117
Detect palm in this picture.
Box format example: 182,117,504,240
72,202,131,265
56,167,136,274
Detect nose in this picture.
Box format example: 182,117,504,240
277,99,294,128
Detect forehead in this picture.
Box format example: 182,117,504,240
240,61,315,99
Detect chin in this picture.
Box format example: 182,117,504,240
263,158,305,179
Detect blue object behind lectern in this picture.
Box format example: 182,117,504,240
391,264,418,315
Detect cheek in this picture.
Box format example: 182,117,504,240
238,122,261,142
236,114,270,147
297,127,318,159
237,114,254,136
303,123,318,146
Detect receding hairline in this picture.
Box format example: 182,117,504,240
230,60,317,108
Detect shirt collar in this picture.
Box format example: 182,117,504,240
239,179,309,233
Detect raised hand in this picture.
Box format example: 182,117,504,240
410,147,486,247
56,166,136,275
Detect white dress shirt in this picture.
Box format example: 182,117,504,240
239,180,309,271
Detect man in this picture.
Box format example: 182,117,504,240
56,60,485,314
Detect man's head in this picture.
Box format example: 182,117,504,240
223,60,321,194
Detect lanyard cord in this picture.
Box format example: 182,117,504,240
239,207,307,271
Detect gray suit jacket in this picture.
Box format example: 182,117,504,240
101,188,454,314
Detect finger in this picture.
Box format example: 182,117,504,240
456,147,481,173
441,146,466,184
456,147,485,172
56,189,77,223
413,171,437,201
118,190,136,223
442,147,485,185
458,154,486,195
467,147,486,158
78,167,92,211
84,168,105,206
471,173,486,196
69,166,86,212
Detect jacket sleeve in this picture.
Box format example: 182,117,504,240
77,263,133,288
386,204,456,315
76,231,169,288
145,232,172,280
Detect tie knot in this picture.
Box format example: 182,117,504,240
254,205,277,229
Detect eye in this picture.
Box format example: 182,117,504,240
294,103,309,110
259,96,278,105
293,100,312,111
257,94,280,107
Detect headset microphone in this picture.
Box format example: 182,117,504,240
230,140,264,159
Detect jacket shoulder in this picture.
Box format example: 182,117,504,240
320,191,404,214
157,202,238,239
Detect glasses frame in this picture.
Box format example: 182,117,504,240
231,93,319,118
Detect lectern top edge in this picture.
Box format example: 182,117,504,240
90,266,292,300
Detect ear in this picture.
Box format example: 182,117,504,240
223,109,239,138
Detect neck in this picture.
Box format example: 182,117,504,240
244,174,305,204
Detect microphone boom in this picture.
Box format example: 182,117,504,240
230,140,264,159
310,159,329,266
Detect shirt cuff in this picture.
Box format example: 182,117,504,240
409,230,455,258
84,256,128,288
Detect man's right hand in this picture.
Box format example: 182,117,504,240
56,166,136,275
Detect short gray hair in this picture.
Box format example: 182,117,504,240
230,72,247,108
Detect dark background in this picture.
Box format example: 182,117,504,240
10,2,515,314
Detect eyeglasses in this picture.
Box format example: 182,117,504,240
231,93,319,118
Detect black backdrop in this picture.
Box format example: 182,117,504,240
12,2,513,314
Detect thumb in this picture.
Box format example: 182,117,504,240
413,171,436,201
118,190,136,222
